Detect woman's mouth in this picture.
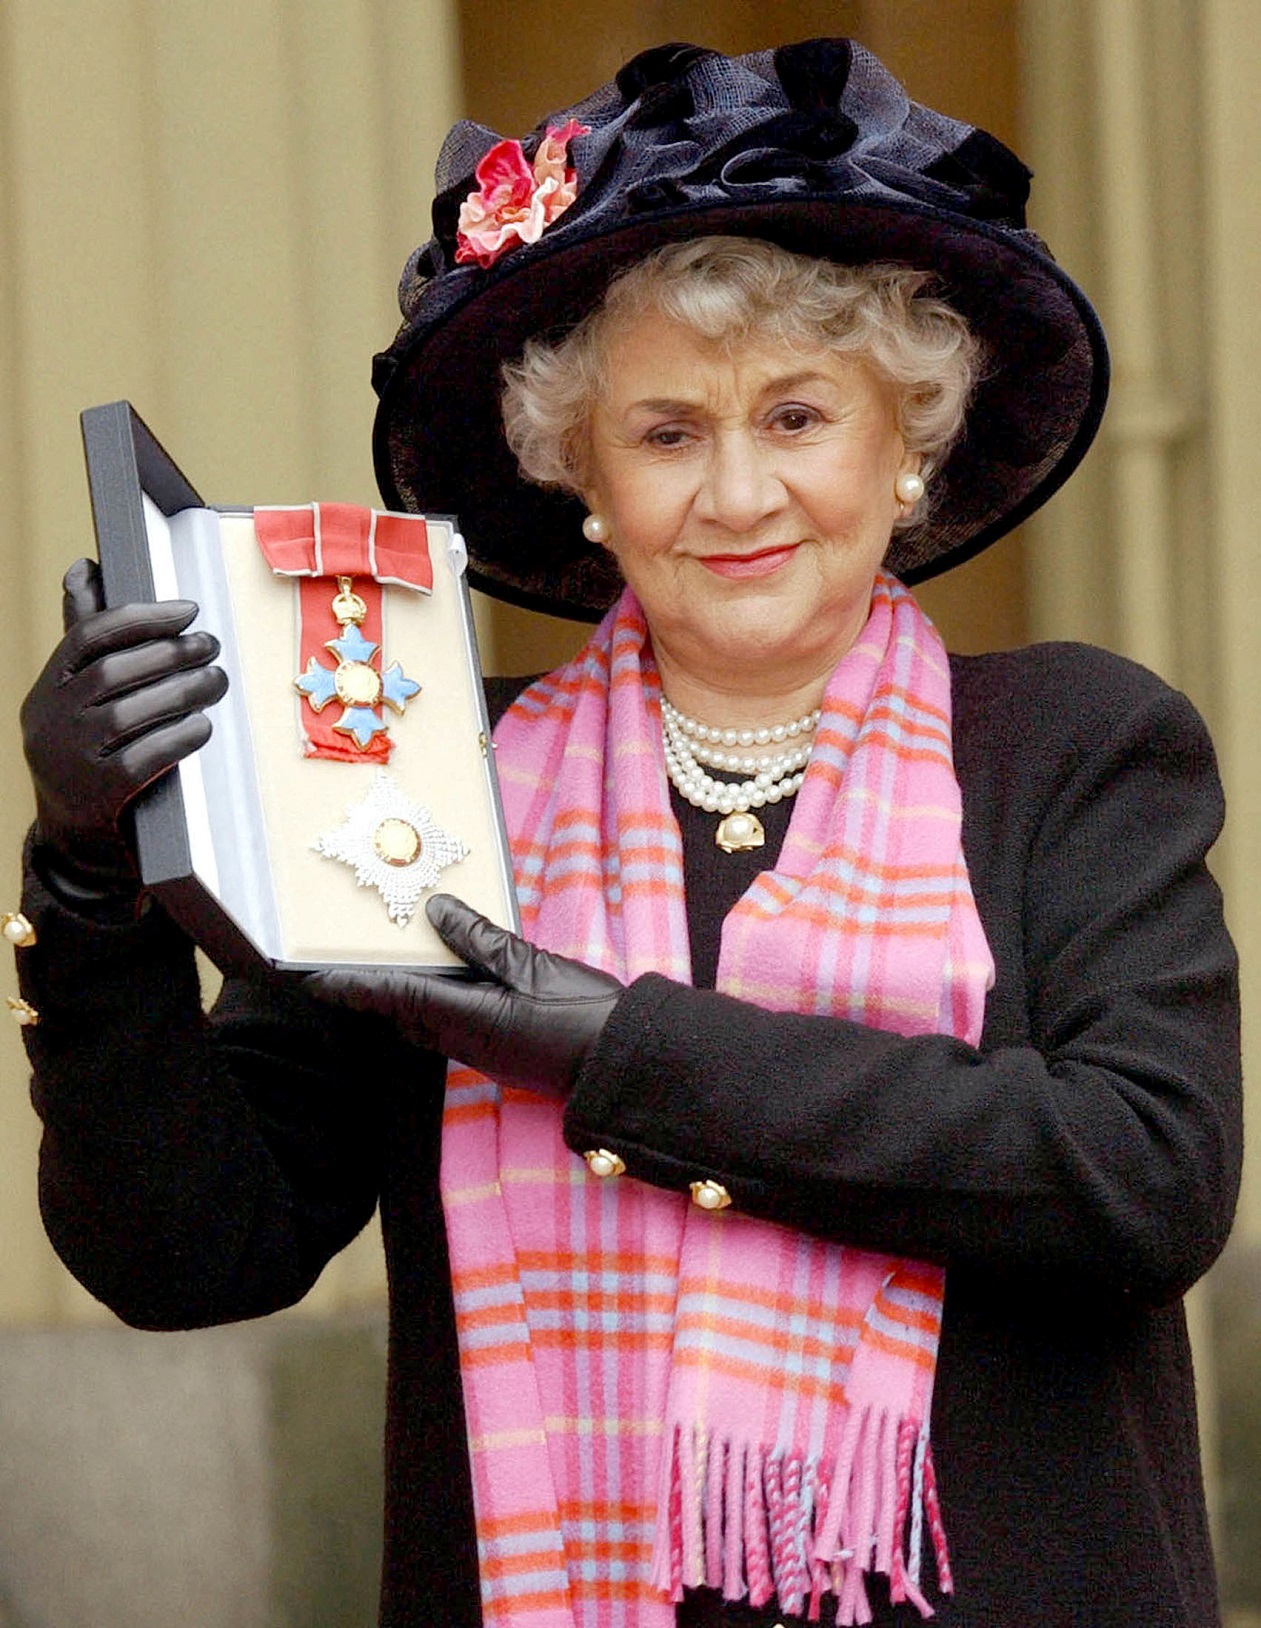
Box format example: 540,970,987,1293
697,544,799,580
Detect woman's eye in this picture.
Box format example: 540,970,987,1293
645,426,692,449
770,405,820,433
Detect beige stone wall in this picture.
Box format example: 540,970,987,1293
0,0,460,1323
1021,0,1258,1244
1019,9,1261,1598
1203,0,1261,1249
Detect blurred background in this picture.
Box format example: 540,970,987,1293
1,1,1259,1623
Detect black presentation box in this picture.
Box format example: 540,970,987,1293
82,401,518,976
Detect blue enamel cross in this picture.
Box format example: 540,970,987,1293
294,576,421,749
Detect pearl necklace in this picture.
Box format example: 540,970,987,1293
660,696,820,852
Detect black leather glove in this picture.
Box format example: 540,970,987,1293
309,894,623,1094
20,558,228,892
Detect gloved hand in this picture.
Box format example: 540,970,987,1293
20,558,228,890
309,894,623,1094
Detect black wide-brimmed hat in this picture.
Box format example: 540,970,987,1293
373,39,1108,622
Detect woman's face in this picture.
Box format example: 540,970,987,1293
582,308,918,703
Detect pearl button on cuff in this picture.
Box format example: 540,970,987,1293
1,912,35,949
6,996,39,1027
689,1180,732,1212
584,1148,626,1178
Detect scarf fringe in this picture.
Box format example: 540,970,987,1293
650,1414,949,1624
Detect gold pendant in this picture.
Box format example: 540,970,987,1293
715,810,765,853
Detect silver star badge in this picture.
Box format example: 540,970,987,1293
313,770,469,926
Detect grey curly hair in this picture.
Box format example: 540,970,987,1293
500,236,982,528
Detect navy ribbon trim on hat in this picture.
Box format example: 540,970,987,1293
420,40,1035,286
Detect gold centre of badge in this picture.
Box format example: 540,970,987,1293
373,818,423,868
335,661,384,707
316,771,469,926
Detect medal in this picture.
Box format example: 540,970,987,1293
255,504,434,763
294,576,421,749
314,769,470,926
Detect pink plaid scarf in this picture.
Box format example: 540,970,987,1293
439,574,993,1628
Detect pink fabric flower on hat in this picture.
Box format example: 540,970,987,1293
455,118,589,269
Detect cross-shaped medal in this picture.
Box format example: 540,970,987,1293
294,575,421,749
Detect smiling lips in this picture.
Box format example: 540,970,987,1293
697,543,800,580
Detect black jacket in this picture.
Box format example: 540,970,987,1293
21,643,1242,1627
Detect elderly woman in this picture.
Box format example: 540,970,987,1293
14,40,1240,1628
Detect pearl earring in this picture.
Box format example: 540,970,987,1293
895,471,925,506
582,513,610,545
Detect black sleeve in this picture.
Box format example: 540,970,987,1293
19,856,400,1330
20,671,534,1331
563,657,1242,1303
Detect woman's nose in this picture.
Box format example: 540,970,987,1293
694,434,785,532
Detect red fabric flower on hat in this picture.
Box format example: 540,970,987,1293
455,119,589,269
